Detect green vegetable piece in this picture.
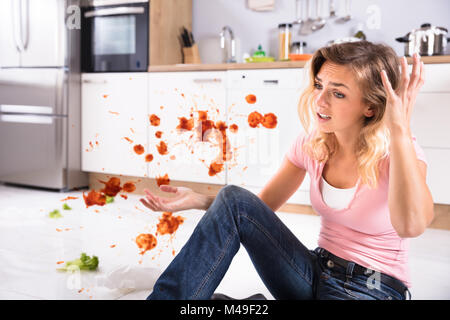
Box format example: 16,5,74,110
49,209,62,219
57,253,99,272
106,196,114,204
62,203,72,210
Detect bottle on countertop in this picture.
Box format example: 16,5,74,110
353,23,367,40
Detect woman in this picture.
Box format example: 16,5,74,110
140,41,434,300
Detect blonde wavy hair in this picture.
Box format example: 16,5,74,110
298,41,401,188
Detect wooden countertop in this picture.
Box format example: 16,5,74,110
148,55,450,72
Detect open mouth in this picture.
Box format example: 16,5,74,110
317,112,331,120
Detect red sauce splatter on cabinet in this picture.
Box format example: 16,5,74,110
156,141,168,155
261,112,278,129
149,114,160,126
156,174,170,186
134,144,145,155
245,94,257,104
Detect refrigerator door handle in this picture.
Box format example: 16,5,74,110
11,0,24,52
21,0,30,50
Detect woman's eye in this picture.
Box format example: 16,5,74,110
334,92,345,99
313,82,322,89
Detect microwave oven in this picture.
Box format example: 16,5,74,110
81,0,149,72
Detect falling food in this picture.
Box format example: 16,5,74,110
99,177,122,197
122,182,136,193
229,124,238,133
156,212,185,236
261,112,278,129
145,154,154,162
136,233,157,255
208,161,224,176
156,141,168,155
82,190,106,208
156,173,170,187
248,111,263,128
245,94,257,104
149,114,160,126
134,144,145,155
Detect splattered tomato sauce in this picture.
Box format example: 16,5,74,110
156,212,185,236
60,196,78,201
136,233,157,255
229,124,238,133
120,194,128,200
261,113,278,129
176,116,195,131
122,182,136,193
133,144,145,155
155,131,163,138
245,94,257,104
248,111,263,128
156,141,168,155
82,190,106,208
208,161,224,176
145,154,154,162
123,137,133,144
156,174,170,186
99,177,122,197
149,114,160,126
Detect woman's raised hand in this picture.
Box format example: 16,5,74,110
139,185,206,213
380,52,425,135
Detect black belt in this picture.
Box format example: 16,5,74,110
315,248,410,299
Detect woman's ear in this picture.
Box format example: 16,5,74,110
364,106,374,118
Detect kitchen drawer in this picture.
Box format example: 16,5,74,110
423,148,450,205
419,63,450,93
410,93,450,148
227,68,306,90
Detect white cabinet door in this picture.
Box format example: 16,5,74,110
81,73,148,177
422,148,450,205
226,69,311,204
410,93,450,148
147,71,227,185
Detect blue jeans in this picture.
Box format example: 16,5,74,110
147,185,408,300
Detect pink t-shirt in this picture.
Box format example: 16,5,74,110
286,132,428,288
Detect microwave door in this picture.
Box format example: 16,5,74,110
0,0,22,68
20,0,67,67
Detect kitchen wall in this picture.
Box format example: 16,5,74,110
192,0,450,63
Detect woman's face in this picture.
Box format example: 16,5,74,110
313,61,374,134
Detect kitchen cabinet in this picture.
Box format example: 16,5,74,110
147,71,227,185
226,68,311,204
81,73,148,177
422,148,450,205
0,0,20,67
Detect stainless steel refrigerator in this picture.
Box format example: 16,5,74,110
0,0,88,191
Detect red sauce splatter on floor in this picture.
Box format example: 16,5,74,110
136,234,157,255
156,141,168,155
145,154,154,162
82,190,107,207
156,212,185,236
245,94,257,104
134,144,145,155
60,196,78,201
248,111,263,128
122,182,136,193
155,131,163,138
229,123,238,133
99,177,122,197
149,114,160,126
261,113,278,129
156,174,170,186
120,194,128,200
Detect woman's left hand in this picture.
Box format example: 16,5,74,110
380,53,425,136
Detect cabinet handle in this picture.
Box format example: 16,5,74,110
193,78,222,84
263,80,279,85
82,79,108,84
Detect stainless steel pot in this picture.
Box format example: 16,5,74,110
396,23,450,56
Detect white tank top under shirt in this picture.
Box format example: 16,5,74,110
320,176,357,210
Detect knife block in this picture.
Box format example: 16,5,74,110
183,44,201,64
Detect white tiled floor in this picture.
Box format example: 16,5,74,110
0,184,449,300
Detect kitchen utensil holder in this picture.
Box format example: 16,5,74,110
183,44,201,64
